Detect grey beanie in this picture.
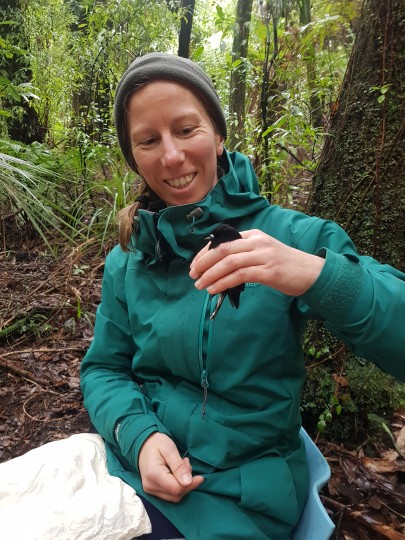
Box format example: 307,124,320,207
114,52,227,171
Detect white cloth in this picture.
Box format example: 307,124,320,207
0,433,151,540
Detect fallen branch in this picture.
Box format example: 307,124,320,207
0,346,85,359
350,510,405,539
0,358,49,386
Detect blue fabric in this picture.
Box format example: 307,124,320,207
292,428,335,540
136,496,184,540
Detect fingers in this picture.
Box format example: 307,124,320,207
138,433,204,503
190,231,265,293
195,253,260,294
192,242,211,265
143,460,204,502
191,229,257,267
190,237,249,277
189,229,325,297
166,451,193,486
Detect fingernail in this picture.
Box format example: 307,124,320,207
182,473,192,485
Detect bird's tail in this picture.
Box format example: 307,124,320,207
209,293,226,320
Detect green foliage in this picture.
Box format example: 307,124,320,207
255,1,357,202
82,165,137,251
0,78,39,104
0,135,136,253
302,350,405,440
370,83,392,104
186,0,360,206
54,133,137,249
0,313,51,339
7,0,182,146
0,0,186,250
317,395,342,432
0,140,83,251
0,9,34,134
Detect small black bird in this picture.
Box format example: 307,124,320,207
205,223,245,320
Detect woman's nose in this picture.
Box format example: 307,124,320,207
160,136,185,168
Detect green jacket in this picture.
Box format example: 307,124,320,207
81,151,405,539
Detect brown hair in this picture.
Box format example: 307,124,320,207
117,180,162,252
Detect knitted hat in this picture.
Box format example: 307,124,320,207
114,52,227,171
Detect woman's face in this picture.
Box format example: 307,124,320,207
127,81,224,207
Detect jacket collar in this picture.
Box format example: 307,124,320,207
132,150,269,267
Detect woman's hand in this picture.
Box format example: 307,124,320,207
138,432,204,502
189,229,325,297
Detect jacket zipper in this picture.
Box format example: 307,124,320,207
198,292,211,417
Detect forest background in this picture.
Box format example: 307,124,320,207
1,1,405,538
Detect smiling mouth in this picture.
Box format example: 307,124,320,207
165,173,196,189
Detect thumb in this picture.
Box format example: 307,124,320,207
166,453,193,486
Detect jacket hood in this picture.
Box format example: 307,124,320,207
132,150,270,266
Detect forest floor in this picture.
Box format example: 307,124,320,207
1,237,405,540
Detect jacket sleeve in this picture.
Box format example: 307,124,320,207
80,248,171,471
297,219,405,382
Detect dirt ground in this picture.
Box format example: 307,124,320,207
1,242,404,539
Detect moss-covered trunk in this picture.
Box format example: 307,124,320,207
308,0,405,271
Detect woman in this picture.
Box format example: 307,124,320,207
80,53,405,540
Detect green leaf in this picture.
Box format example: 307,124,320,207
193,44,204,60
8,86,21,101
317,419,326,432
216,4,224,19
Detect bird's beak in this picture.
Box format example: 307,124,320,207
205,234,214,242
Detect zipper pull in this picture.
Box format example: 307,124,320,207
201,369,209,418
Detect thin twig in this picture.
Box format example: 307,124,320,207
381,421,405,461
275,143,314,172
0,346,85,359
306,345,345,369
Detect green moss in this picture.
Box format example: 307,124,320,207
302,353,405,441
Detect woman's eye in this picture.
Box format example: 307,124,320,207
141,137,156,146
180,127,194,135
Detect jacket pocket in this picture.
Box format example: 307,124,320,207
239,454,299,527
186,409,270,469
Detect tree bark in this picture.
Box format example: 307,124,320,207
228,0,253,150
308,0,405,271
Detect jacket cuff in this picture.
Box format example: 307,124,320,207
114,416,172,473
300,248,363,323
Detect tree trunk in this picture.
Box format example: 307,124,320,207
178,0,195,59
308,0,405,271
299,0,323,128
228,0,253,150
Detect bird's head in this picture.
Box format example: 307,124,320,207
205,224,242,249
